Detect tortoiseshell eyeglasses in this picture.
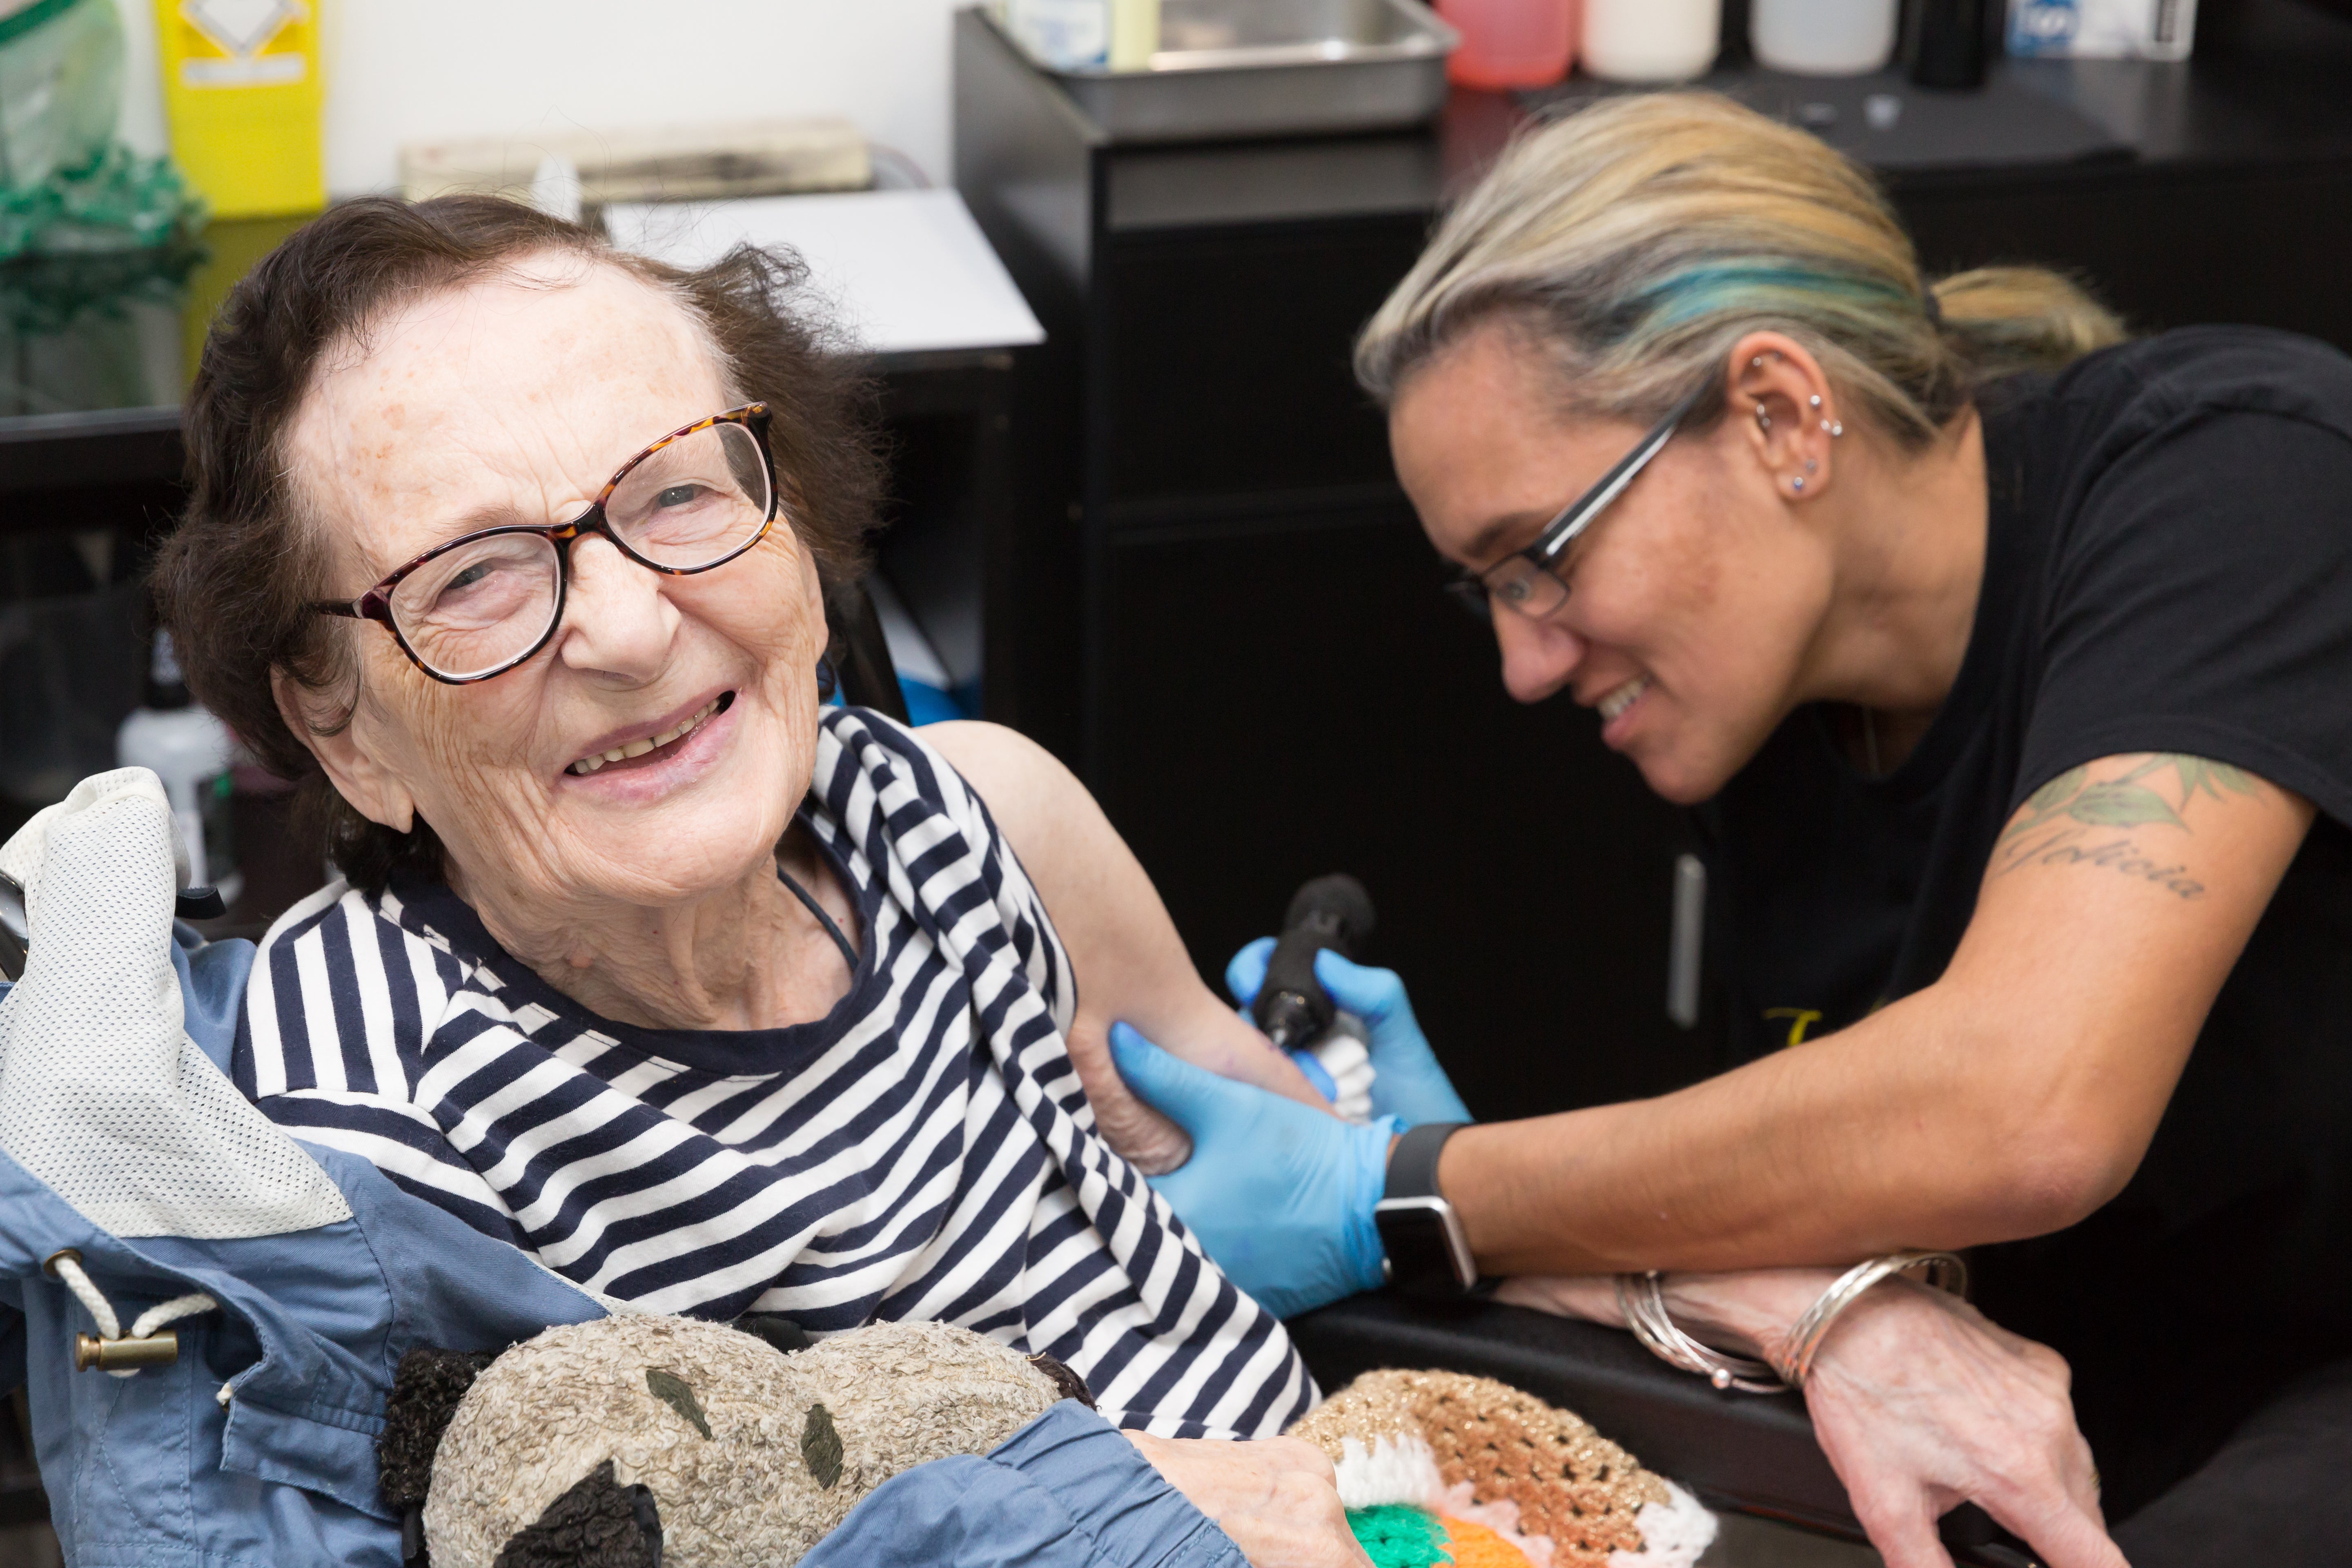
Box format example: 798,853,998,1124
314,404,778,684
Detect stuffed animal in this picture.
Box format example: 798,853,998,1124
1286,1369,1719,1568
379,1314,1091,1568
385,1316,1715,1568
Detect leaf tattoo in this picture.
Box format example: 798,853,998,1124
2065,782,2183,829
2169,757,2260,804
1994,754,2264,899
2000,755,2256,849
2022,766,2088,815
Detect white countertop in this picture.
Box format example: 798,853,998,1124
605,188,1045,357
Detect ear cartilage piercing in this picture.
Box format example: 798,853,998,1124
1755,402,1772,429
1809,394,1822,408
1829,421,1844,437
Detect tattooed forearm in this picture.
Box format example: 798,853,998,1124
1993,755,2263,898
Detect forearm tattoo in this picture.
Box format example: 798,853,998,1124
1993,755,2262,900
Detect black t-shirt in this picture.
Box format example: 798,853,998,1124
1697,327,2352,1511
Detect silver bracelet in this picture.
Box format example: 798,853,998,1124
1774,1250,1969,1389
1615,1271,1788,1395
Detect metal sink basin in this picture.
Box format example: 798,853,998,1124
987,0,1460,143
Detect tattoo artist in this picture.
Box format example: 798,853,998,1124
1110,95,2352,1568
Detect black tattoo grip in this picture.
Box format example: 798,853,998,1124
1253,874,1376,1051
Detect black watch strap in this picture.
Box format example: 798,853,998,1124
1384,1120,1467,1203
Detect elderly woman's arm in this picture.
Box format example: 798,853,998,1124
924,722,1332,1172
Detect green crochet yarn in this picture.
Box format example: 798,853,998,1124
1348,1504,1453,1568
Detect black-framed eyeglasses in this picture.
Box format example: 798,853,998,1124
314,405,778,684
1445,377,1717,623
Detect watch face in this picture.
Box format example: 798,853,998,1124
1376,1196,1477,1294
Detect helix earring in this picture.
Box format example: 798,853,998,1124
1809,394,1822,408
1822,420,1844,437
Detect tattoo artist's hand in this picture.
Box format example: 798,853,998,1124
1797,1280,2122,1568
1109,1023,1391,1319
1497,1271,2125,1568
1225,940,1471,1127
1124,1433,1374,1568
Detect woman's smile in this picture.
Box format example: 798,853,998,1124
1595,673,1652,744
555,686,741,800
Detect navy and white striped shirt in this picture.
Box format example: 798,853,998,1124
235,709,1312,1437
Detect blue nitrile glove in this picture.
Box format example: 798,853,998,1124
1109,1022,1393,1319
1226,939,1473,1129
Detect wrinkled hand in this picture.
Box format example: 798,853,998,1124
1125,1433,1373,1568
1109,1022,1391,1319
1225,940,1471,1128
1798,1281,2121,1568
1497,1271,2123,1568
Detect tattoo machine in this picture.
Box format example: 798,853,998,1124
1254,874,1375,1052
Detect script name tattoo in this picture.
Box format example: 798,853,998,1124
1993,755,2262,900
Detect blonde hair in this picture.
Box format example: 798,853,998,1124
1357,93,2125,448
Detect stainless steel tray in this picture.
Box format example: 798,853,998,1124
987,0,1459,143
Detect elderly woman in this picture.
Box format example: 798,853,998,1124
154,195,1366,1566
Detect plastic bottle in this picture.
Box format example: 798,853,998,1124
1002,0,1159,71
1437,0,1577,90
154,0,326,217
1580,0,1721,83
1751,0,1900,74
117,631,241,903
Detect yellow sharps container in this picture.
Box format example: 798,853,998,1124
155,0,325,218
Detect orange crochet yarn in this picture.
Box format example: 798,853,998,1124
1439,1515,1538,1568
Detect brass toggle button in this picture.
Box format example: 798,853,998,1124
74,1332,179,1372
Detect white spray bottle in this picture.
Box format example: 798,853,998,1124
116,630,241,905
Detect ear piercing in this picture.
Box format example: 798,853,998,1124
1755,402,1771,429
1791,476,1806,491
1805,459,1818,472
1823,420,1843,436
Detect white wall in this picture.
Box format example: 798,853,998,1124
110,0,976,196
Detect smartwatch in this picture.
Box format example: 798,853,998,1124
1374,1121,1479,1296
